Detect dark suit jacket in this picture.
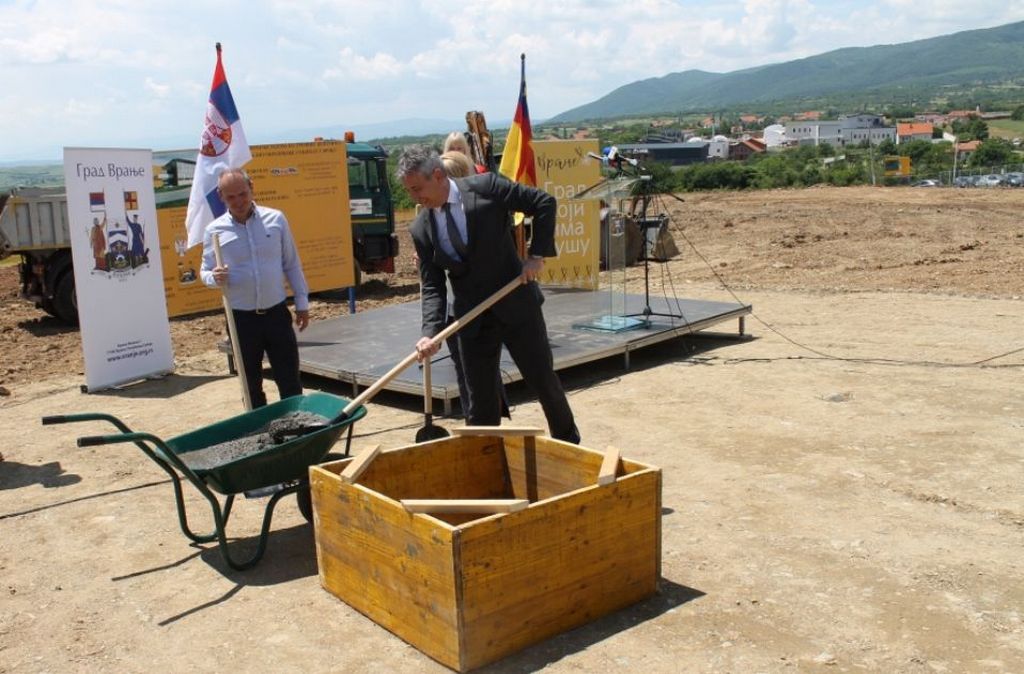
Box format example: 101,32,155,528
410,172,557,339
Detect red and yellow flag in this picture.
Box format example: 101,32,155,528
499,53,537,187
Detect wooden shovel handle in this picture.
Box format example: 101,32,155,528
341,276,523,416
213,234,253,411
423,357,433,416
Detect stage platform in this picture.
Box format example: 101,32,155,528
292,288,751,416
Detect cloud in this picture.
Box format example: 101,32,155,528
2,0,1024,159
324,47,407,81
144,78,171,98
63,98,105,116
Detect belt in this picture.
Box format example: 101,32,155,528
234,301,285,315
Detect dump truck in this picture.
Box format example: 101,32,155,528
0,139,398,324
0,186,76,321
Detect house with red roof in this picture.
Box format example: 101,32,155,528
896,123,934,144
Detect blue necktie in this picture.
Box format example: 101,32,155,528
443,203,469,259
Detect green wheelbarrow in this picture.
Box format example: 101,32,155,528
41,391,367,571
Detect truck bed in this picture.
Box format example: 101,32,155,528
0,187,70,255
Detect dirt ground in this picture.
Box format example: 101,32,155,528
1,186,1022,672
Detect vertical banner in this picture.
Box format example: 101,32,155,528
63,147,174,391
157,141,353,317
533,140,601,289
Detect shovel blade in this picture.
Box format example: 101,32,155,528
415,423,450,443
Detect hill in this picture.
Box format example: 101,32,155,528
549,21,1024,123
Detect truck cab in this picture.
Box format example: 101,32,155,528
340,140,399,275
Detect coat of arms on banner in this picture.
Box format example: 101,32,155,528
86,189,150,276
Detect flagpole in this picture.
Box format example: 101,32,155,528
515,53,528,259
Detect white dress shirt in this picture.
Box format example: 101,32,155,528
200,204,309,311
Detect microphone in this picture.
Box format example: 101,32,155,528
607,146,639,167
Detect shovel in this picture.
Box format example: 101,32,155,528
272,276,524,443
415,356,450,442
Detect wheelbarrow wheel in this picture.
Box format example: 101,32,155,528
297,452,347,523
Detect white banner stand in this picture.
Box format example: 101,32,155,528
63,147,175,391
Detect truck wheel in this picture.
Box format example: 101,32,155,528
53,273,78,324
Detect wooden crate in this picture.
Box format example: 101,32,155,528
310,434,661,672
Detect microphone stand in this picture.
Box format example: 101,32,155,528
619,161,682,324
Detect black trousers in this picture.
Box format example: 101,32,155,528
446,317,510,420
231,302,302,408
457,303,579,443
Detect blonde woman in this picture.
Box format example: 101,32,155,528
440,150,474,178
443,131,485,174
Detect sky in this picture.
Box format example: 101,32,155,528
2,0,1023,162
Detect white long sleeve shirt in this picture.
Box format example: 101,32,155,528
200,204,309,311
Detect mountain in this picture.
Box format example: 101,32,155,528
548,21,1024,123
268,118,466,145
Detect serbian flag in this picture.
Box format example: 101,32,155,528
184,43,251,248
498,53,537,187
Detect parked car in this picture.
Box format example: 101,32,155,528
1004,172,1024,187
953,176,973,188
978,174,1004,187
912,179,940,187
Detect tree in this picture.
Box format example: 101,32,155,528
967,138,1015,168
898,139,934,166
1011,105,1024,121
636,160,679,196
889,106,916,120
951,117,989,141
676,162,755,191
876,138,897,156
598,124,650,148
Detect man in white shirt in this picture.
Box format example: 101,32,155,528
200,168,309,407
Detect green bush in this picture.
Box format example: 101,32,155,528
676,162,755,191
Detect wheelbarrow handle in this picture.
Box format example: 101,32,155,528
42,412,134,433
77,432,154,447
43,412,120,426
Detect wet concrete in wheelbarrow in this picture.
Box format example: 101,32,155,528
178,411,330,471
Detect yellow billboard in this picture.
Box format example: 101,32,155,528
883,155,912,177
156,141,355,317
532,140,601,289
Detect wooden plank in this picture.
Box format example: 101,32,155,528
451,426,545,437
598,445,621,486
455,469,662,670
339,444,380,484
502,436,656,501
355,436,511,502
502,436,603,500
311,464,461,670
402,499,529,514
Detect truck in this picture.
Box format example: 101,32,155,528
344,140,399,277
0,139,398,324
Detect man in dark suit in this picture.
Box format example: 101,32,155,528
397,145,579,443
